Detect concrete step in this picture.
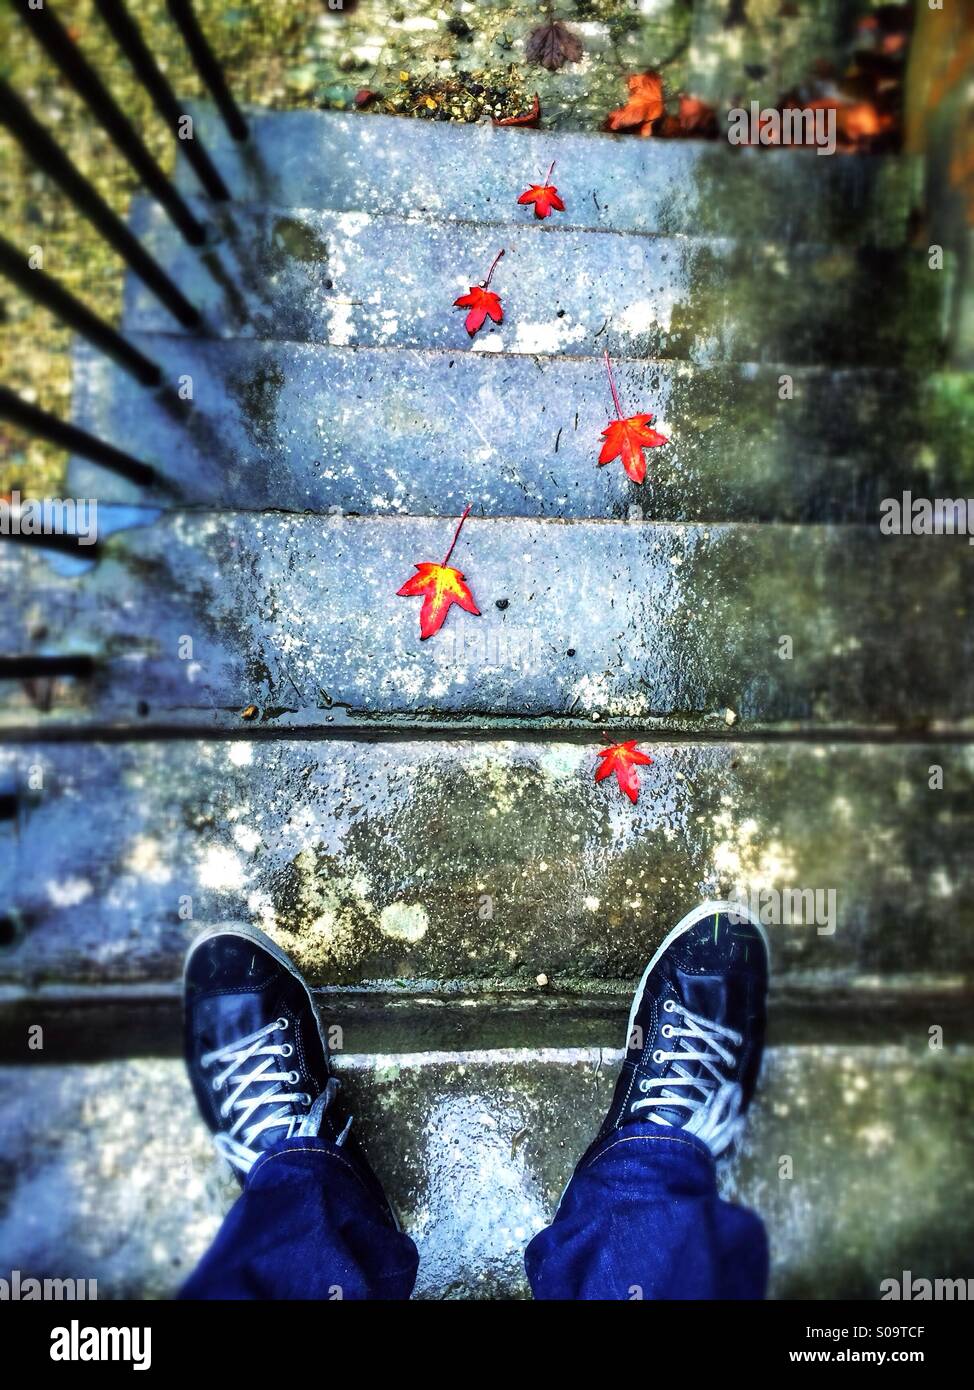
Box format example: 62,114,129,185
1,738,971,993
1,1046,971,1299
2,514,973,733
176,105,919,248
123,198,944,367
68,338,974,524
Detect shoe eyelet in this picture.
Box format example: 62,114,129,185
280,1044,294,1057
288,1070,300,1085
639,1079,651,1093
277,1017,289,1030
652,1049,665,1064
661,1024,674,1038
211,1077,221,1091
663,999,677,1013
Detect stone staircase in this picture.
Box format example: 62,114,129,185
1,105,973,1299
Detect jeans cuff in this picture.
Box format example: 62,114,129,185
246,1137,348,1188
578,1122,717,1177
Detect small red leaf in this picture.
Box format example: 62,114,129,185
599,415,668,484
453,284,504,335
454,249,505,337
517,158,565,219
595,740,653,804
517,183,565,218
598,352,668,483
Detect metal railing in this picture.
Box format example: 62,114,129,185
0,0,247,526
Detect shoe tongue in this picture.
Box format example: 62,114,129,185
198,991,276,1050
676,970,729,1020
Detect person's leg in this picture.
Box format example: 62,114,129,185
180,923,418,1300
526,900,769,1301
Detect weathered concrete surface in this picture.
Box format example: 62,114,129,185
1,739,972,990
124,198,945,368
178,106,919,248
2,514,973,732
69,338,974,523
1,1047,971,1300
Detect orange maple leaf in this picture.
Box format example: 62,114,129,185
595,740,654,804
598,352,668,484
518,159,566,219
397,505,481,640
607,71,665,137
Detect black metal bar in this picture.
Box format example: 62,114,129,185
0,529,103,560
166,0,248,142
0,237,161,388
94,0,231,201
11,0,206,246
0,81,200,330
0,655,96,680
0,387,158,488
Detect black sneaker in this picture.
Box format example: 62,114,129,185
184,923,356,1183
598,900,769,1157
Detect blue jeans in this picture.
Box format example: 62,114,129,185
181,1124,767,1301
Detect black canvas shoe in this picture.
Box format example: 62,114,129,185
597,900,769,1157
184,923,355,1183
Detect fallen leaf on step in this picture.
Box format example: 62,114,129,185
454,249,505,336
526,19,583,71
595,740,653,804
517,159,565,218
493,93,541,127
606,72,665,137
397,505,480,640
598,352,668,484
676,95,718,137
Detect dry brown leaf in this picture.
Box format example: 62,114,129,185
525,19,584,72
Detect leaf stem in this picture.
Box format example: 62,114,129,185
544,158,556,186
442,503,472,567
604,350,624,419
483,248,505,288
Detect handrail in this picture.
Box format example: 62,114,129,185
166,0,249,142
0,80,200,329
10,0,207,245
93,0,231,202
0,237,162,388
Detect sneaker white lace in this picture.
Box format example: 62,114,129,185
629,999,745,1156
202,1016,350,1174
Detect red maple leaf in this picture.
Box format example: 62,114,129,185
454,249,505,336
598,351,668,484
518,159,566,219
397,505,481,640
595,740,653,804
